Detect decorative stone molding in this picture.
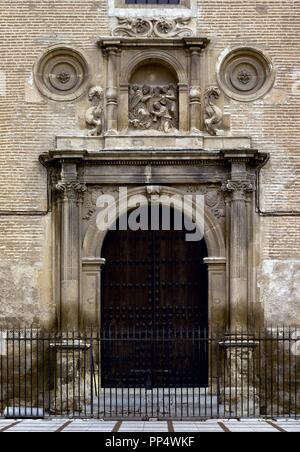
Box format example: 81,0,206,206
189,86,201,104
85,86,105,136
129,83,178,132
112,17,193,38
34,46,90,102
204,87,224,136
82,186,120,221
55,181,87,202
222,180,254,200
146,185,163,200
185,185,226,220
217,47,275,102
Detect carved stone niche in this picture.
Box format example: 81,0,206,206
97,35,209,135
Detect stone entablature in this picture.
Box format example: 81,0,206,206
55,135,252,152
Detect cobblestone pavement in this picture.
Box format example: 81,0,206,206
0,419,299,432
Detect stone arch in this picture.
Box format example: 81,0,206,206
81,185,227,331
121,51,187,86
118,51,189,132
82,185,225,259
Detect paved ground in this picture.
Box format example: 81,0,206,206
0,418,299,432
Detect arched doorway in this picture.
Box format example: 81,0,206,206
101,206,208,388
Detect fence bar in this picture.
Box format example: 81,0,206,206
0,328,299,420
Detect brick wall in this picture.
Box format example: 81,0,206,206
0,0,299,326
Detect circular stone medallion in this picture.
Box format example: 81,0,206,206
34,46,89,101
217,47,275,102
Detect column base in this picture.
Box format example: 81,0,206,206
220,334,260,417
50,340,96,415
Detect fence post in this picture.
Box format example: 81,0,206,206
219,333,259,417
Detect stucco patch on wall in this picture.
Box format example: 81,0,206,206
258,260,300,325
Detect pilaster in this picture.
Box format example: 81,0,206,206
54,163,86,330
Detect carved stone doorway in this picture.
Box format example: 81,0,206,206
100,206,209,388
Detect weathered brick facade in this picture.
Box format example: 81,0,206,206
0,0,299,328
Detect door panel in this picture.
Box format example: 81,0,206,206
101,207,208,387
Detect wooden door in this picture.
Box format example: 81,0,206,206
101,206,208,387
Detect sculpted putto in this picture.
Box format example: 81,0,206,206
204,87,223,136
129,84,178,133
85,86,104,136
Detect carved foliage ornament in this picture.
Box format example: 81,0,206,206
129,84,178,133
85,86,105,136
222,180,254,199
55,181,87,201
113,17,193,38
186,185,226,219
83,186,120,221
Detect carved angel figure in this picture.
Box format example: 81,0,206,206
152,99,174,133
128,83,178,132
204,87,223,136
85,86,104,136
129,84,152,129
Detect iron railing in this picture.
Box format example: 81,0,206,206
0,328,299,419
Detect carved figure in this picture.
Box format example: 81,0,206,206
204,87,223,136
128,83,178,132
152,99,174,133
160,84,177,120
85,86,104,136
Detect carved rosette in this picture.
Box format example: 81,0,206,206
113,17,193,38
217,47,275,102
55,181,87,202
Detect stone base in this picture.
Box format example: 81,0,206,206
222,387,260,417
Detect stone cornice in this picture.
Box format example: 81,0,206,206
41,149,268,170
97,36,209,51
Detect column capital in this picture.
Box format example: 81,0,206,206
102,45,122,57
55,180,87,202
221,179,255,201
188,46,203,55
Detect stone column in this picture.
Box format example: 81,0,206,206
55,163,86,330
223,178,254,332
221,169,258,415
178,83,189,133
119,83,129,132
189,46,202,133
105,46,120,134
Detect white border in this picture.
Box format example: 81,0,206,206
108,0,198,18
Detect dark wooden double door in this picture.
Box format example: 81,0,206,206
101,207,208,388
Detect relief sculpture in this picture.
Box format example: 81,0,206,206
85,86,104,136
129,84,178,132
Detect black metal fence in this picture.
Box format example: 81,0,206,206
0,328,299,419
